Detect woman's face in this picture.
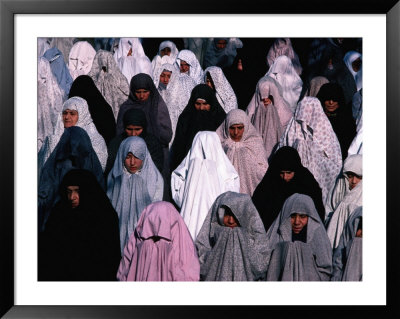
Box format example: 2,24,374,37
159,71,172,86
160,47,171,57
134,89,151,101
324,100,339,113
66,185,80,209
62,109,79,128
291,213,308,234
262,97,272,107
124,152,143,174
346,172,362,190
180,60,190,73
352,58,361,72
229,123,245,142
216,39,227,50
280,170,295,182
206,76,214,89
125,125,143,137
194,99,211,111
223,210,240,228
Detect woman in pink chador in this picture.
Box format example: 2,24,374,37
117,201,200,281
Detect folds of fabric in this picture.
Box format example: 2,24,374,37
68,41,97,80
266,38,302,76
203,66,238,114
117,201,200,281
216,109,268,196
88,50,130,119
175,49,204,84
265,193,332,281
195,191,269,281
279,97,342,204
107,136,164,253
203,38,243,69
171,131,240,241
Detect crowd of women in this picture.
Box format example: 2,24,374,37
37,37,363,282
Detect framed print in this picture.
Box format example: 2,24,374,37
1,0,399,317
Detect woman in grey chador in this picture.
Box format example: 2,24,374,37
265,193,332,281
195,191,269,281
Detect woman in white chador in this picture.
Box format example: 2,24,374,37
203,66,238,114
38,96,108,173
175,49,204,84
113,38,153,83
151,40,179,79
37,57,65,152
325,154,362,249
265,55,303,113
171,131,240,241
153,63,196,147
68,41,97,80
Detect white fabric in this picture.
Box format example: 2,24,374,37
151,40,179,79
348,115,363,156
325,154,362,249
68,41,97,80
171,131,240,241
343,51,362,91
153,63,196,148
38,96,108,172
279,97,343,204
38,38,51,57
267,38,302,76
37,57,66,152
175,49,204,84
203,66,238,113
114,38,153,83
265,55,303,113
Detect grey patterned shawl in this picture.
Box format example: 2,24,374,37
88,50,130,119
265,193,332,281
175,50,204,84
107,136,164,253
331,206,362,281
195,191,269,281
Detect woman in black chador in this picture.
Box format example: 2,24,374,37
251,146,325,232
38,169,121,281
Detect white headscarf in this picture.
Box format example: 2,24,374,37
68,41,97,80
113,38,153,83
151,40,179,78
107,136,164,253
267,38,303,76
265,55,303,113
325,154,362,249
38,96,108,172
171,131,240,241
343,51,362,91
278,97,343,204
153,63,196,147
37,57,65,152
203,66,238,113
175,49,204,84
216,109,268,196
38,38,51,57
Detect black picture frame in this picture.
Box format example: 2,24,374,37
1,0,399,318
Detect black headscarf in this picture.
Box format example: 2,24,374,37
38,169,121,281
170,84,226,171
116,73,172,146
38,126,105,233
251,146,325,232
105,108,164,177
317,83,357,160
68,75,116,146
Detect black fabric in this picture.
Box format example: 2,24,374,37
317,83,357,160
251,146,325,233
223,40,271,110
105,109,164,178
68,75,116,146
38,169,121,281
169,84,226,171
115,73,172,146
38,127,105,233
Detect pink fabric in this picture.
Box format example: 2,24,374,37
117,201,200,281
